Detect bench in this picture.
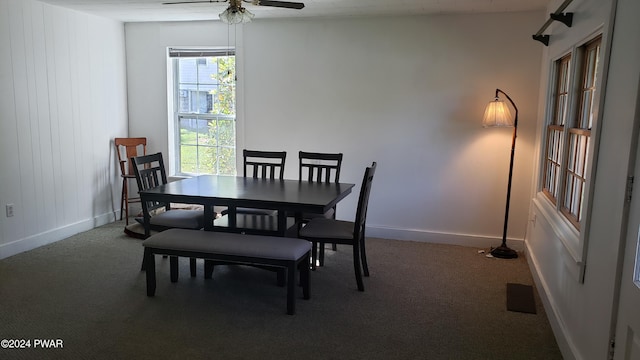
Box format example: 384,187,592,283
142,228,311,315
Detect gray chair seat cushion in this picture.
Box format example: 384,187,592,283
143,229,311,261
298,218,354,240
136,209,205,229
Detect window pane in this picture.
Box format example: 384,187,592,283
216,119,235,147
180,118,198,145
553,55,571,126
180,144,197,173
544,126,563,201
562,131,590,226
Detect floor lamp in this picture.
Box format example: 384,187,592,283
483,88,519,259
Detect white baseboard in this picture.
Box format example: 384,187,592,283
525,241,580,360
366,225,525,252
0,219,523,259
0,211,117,260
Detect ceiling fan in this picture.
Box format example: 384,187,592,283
162,0,305,23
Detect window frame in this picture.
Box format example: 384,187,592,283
166,47,238,177
559,37,601,229
534,32,605,278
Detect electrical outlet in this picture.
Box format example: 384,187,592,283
6,204,14,217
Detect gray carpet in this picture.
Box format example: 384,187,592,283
0,221,562,359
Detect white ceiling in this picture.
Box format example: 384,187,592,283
35,0,550,23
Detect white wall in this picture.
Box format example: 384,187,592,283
525,0,640,359
125,12,543,250
0,0,128,259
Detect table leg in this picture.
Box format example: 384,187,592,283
204,205,215,231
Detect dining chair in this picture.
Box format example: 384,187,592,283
221,149,287,217
114,137,146,225
298,162,377,291
298,151,344,263
299,151,343,215
244,149,287,180
132,152,206,275
131,152,206,233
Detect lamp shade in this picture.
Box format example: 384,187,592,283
482,98,514,127
219,6,254,24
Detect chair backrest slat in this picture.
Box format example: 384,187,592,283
243,150,287,180
299,151,343,184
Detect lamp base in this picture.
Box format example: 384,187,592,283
491,245,518,259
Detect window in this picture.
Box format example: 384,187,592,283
169,48,236,176
543,54,571,203
561,37,601,228
540,35,602,230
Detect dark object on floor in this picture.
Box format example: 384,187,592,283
506,283,537,314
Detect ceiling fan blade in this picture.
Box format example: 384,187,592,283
162,0,226,5
257,1,304,10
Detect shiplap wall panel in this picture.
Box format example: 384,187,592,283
0,0,21,244
73,14,92,217
9,0,34,232
53,8,77,224
0,0,128,258
43,9,64,227
22,2,44,232
31,2,56,232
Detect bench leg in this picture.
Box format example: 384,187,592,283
286,264,296,315
300,254,310,300
311,242,318,270
144,248,156,296
204,260,214,279
170,256,178,283
319,243,325,266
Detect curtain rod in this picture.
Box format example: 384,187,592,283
532,0,574,46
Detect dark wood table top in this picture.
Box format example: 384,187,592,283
139,175,355,236
139,175,355,214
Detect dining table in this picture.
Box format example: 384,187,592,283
138,175,355,237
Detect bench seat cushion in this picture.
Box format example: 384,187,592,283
143,228,311,261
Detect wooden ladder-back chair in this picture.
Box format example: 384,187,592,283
221,149,287,218
131,153,205,235
244,149,287,180
299,162,377,291
298,151,344,262
299,151,343,218
132,152,206,275
114,137,147,225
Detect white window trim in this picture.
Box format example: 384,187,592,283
165,45,244,177
535,28,609,283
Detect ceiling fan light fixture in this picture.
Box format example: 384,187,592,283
219,5,254,24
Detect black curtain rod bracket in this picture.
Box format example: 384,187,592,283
532,34,550,46
531,0,573,46
550,12,573,27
